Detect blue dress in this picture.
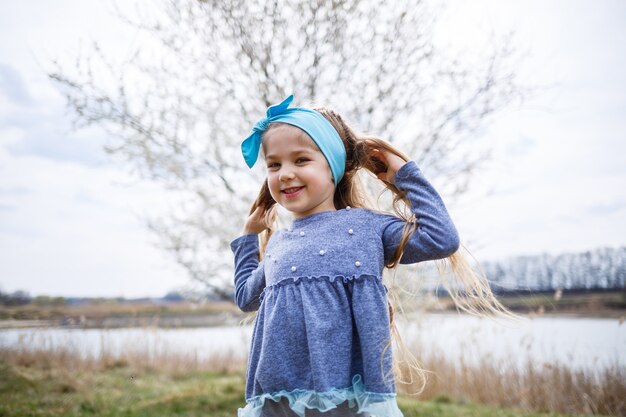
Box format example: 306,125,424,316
230,161,460,417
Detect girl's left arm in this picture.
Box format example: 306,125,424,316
377,160,461,264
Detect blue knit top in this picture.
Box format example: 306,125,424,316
230,160,460,417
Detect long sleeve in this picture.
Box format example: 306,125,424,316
376,160,460,264
230,233,266,312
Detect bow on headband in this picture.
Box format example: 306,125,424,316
241,94,346,186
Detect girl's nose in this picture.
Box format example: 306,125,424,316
279,169,295,182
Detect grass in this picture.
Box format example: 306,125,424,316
1,308,624,416
2,290,624,327
433,290,626,317
491,291,626,315
0,359,244,417
395,349,625,417
0,301,239,322
0,356,600,417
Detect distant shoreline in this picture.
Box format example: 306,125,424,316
1,289,624,329
1,309,624,330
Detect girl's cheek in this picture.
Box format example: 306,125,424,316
267,173,279,187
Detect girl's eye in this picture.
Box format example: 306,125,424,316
267,158,309,168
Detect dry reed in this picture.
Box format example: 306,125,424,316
1,327,624,416
397,334,626,416
0,328,246,377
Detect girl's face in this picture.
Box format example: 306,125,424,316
262,124,336,219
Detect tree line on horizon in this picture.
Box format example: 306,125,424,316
481,245,626,293
2,245,625,307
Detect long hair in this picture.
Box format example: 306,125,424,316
241,106,524,395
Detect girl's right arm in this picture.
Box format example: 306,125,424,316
230,233,266,312
229,206,269,312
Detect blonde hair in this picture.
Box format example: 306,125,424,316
242,106,524,395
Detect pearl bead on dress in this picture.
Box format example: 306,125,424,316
319,250,326,256
300,231,305,236
348,229,354,235
291,266,297,272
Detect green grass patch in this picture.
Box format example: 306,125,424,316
396,395,595,417
0,358,603,417
0,359,245,417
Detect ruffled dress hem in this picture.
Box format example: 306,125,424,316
237,374,403,417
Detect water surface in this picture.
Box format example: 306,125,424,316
1,314,623,372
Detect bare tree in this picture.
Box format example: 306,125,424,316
48,0,528,300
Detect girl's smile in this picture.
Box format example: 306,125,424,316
262,124,337,218
281,186,305,198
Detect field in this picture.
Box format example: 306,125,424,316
0,329,623,417
1,290,624,415
0,354,614,417
1,290,624,329
0,301,241,329
433,289,626,318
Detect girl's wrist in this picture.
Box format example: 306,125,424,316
390,160,408,175
388,159,410,184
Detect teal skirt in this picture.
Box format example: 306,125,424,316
261,397,371,417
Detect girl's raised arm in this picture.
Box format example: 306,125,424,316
376,160,461,265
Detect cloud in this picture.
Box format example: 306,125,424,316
0,63,34,106
0,203,16,212
0,62,109,168
586,199,626,217
5,125,109,168
0,186,33,196
0,152,189,298
73,188,107,207
504,134,536,158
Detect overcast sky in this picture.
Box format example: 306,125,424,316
0,0,625,298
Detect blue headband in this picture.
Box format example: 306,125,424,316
241,94,346,186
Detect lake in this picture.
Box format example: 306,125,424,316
1,314,624,372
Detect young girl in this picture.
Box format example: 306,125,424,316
230,94,517,417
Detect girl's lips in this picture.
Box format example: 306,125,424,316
282,186,304,198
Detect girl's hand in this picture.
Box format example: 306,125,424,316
364,140,408,185
242,206,268,235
